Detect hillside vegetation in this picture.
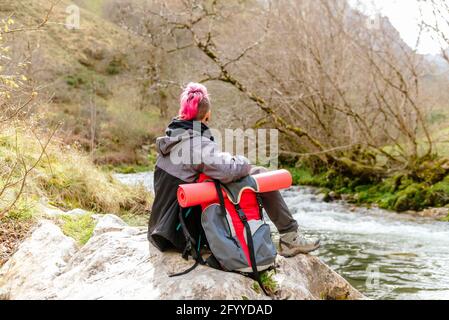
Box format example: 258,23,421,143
11,0,165,166
1,3,154,265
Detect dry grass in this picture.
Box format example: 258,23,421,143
1,125,152,216
0,218,34,267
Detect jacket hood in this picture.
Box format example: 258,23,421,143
156,118,214,156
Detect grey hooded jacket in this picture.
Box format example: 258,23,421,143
148,119,251,251
156,119,251,184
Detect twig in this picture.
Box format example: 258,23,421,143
0,1,60,35
0,125,60,218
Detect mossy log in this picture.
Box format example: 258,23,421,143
336,157,386,181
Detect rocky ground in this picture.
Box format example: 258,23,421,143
0,211,364,300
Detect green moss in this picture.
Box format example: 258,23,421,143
288,166,327,187
393,183,428,212
377,193,398,210
2,198,35,221
252,270,278,295
64,70,109,96
120,213,148,227
285,164,449,213
428,180,449,207
106,59,122,75
61,213,95,245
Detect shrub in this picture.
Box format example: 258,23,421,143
60,213,95,245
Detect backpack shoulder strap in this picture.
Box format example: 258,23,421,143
169,207,205,278
214,179,228,217
234,202,269,296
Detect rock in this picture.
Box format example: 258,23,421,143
316,193,327,202
328,191,342,201
36,203,91,218
93,213,128,236
35,203,66,218
65,208,91,216
418,208,449,219
0,215,364,300
0,220,77,300
322,192,331,203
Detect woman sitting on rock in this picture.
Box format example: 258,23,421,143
148,82,320,258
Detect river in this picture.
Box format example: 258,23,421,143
115,172,449,300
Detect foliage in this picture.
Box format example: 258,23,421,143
0,17,42,219
60,213,95,245
0,18,28,100
2,197,35,221
252,270,278,295
288,163,449,213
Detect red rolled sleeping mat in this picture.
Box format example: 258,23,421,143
177,169,292,208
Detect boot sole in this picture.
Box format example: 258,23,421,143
279,243,321,258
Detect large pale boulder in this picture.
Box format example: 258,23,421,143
0,215,363,300
0,221,77,300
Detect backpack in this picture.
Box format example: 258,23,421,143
170,174,277,295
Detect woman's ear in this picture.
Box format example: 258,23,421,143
202,110,211,124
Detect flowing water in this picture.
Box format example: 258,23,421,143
283,187,449,300
115,172,449,300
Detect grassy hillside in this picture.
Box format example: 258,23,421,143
1,2,159,265
10,0,165,167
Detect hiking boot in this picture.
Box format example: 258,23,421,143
279,231,321,257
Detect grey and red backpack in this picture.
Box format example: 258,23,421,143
170,173,277,295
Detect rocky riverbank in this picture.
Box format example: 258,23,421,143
0,211,363,300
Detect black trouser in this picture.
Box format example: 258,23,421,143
250,166,299,234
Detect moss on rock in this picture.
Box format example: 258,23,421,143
286,164,449,214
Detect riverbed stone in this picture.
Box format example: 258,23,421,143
65,208,91,216
418,208,449,219
0,215,364,300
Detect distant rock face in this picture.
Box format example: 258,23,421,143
0,215,363,300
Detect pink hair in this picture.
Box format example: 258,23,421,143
179,82,209,121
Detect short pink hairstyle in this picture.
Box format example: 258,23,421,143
179,82,210,121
